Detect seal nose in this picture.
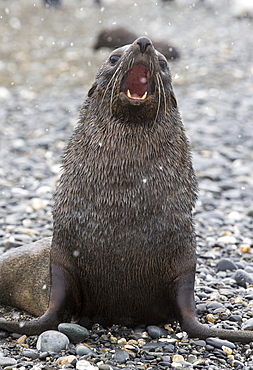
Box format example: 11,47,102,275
136,37,152,54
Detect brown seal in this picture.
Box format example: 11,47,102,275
93,27,180,60
0,37,253,342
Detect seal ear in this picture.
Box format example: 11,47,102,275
170,92,177,108
88,81,97,97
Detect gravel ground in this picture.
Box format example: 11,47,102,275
0,0,253,369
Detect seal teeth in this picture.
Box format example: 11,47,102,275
141,91,147,100
126,89,148,100
127,89,132,98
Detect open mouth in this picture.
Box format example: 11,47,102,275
122,64,151,101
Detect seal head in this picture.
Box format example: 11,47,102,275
88,36,177,123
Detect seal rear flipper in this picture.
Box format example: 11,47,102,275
0,238,52,317
175,272,253,343
0,263,81,335
0,310,62,336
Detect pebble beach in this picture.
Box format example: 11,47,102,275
0,0,253,369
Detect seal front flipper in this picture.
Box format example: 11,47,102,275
0,263,81,335
175,272,253,343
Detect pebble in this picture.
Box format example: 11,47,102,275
98,365,113,370
206,314,216,323
222,346,233,355
38,351,50,361
36,330,70,352
76,344,95,356
242,318,253,331
206,338,236,350
146,325,168,339
22,349,39,360
216,259,238,272
172,354,184,363
58,323,90,343
0,357,17,367
187,354,198,363
113,349,130,363
76,359,98,370
233,269,253,288
56,355,77,366
232,360,245,369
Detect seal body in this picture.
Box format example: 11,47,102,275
1,37,253,342
51,36,196,328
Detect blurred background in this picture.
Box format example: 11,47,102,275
0,0,252,93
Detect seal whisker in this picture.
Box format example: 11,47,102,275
154,72,162,125
157,72,167,113
101,64,123,109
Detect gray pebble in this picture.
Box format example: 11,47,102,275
233,360,245,369
22,349,39,360
233,269,253,288
36,330,70,352
0,357,17,366
147,325,168,338
113,349,130,363
98,365,113,370
162,355,171,362
163,344,175,353
159,361,171,367
206,337,236,349
193,339,206,347
229,315,242,322
39,351,49,360
58,322,89,343
207,302,225,310
242,318,253,331
76,344,94,356
216,259,238,272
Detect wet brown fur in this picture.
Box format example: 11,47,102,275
0,238,51,317
0,38,253,342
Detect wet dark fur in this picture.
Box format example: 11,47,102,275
52,40,196,326
0,37,253,342
93,27,180,60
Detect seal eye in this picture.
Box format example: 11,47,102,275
109,54,121,65
159,59,167,70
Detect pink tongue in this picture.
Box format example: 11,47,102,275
126,65,148,97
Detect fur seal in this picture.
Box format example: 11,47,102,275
93,27,180,60
0,37,253,342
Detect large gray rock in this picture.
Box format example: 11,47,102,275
36,330,70,352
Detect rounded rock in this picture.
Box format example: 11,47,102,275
58,323,89,343
113,349,130,363
36,330,70,352
147,325,168,339
172,354,184,363
98,365,113,370
56,355,77,366
216,258,238,272
0,357,17,367
242,318,253,331
233,269,253,288
206,337,235,350
76,344,94,356
76,359,98,370
22,349,39,360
